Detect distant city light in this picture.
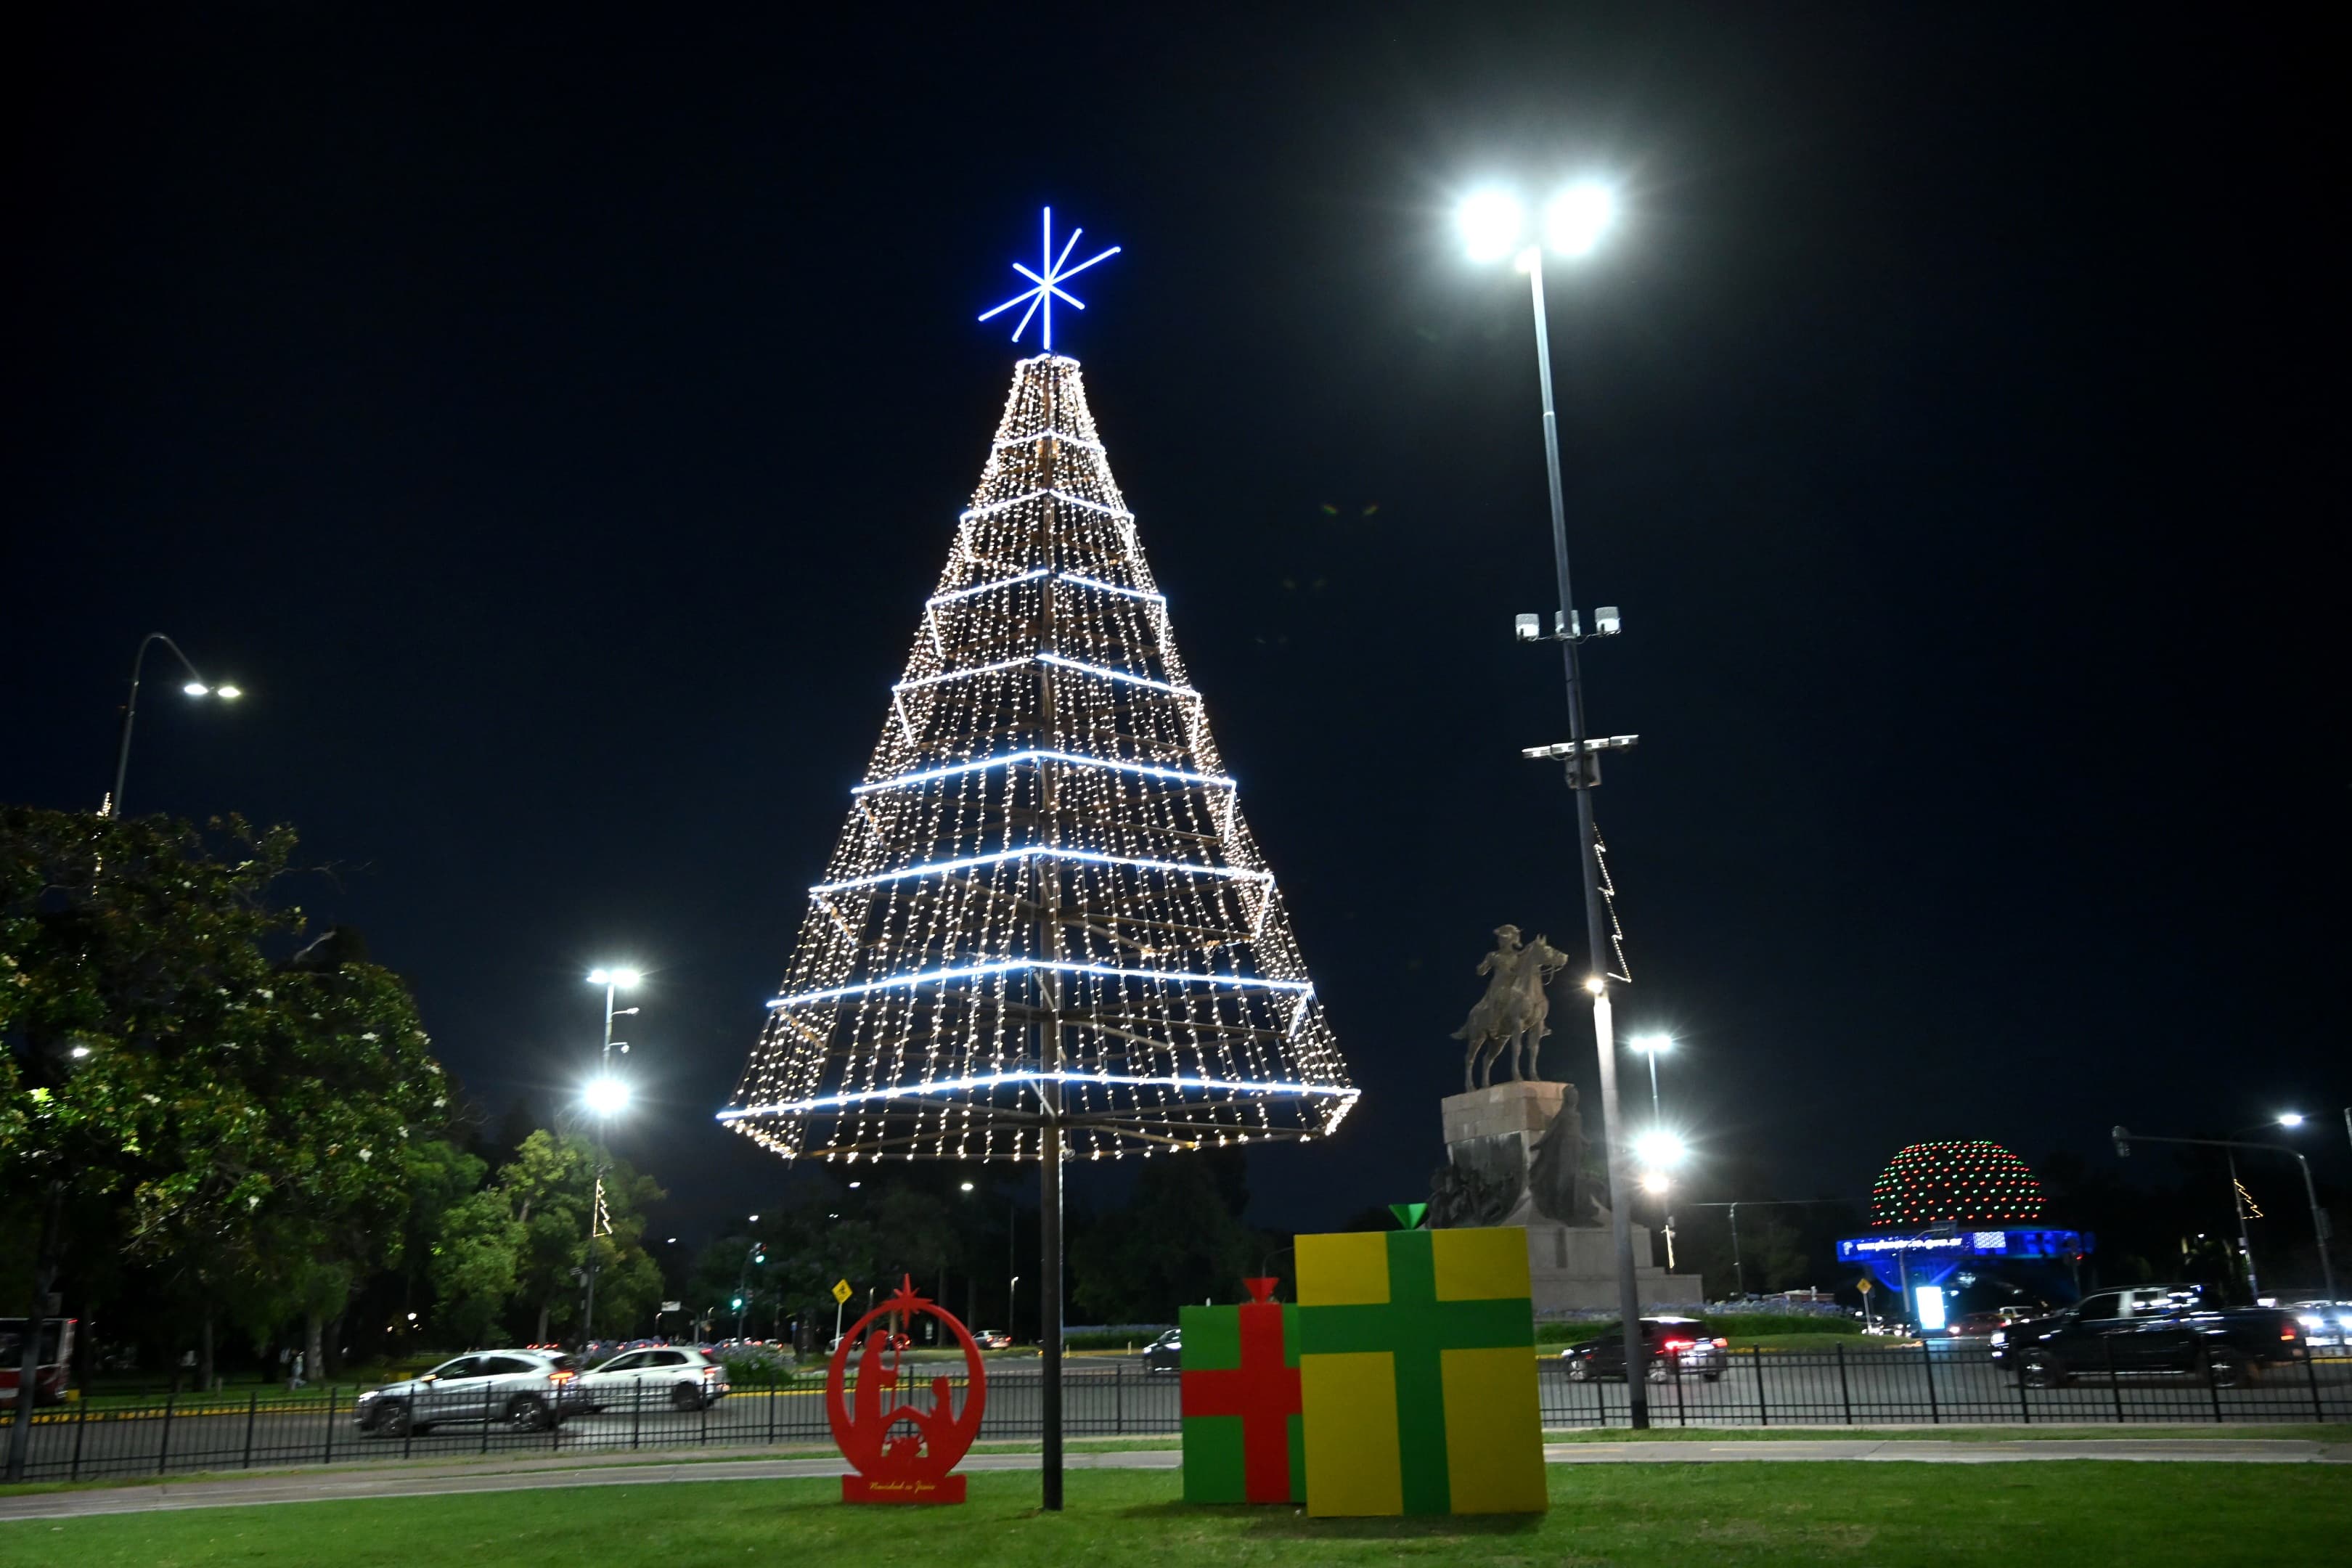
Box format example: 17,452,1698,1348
960,1181,976,1192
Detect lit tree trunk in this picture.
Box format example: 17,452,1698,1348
304,1313,324,1387
198,1307,216,1391
535,1301,550,1344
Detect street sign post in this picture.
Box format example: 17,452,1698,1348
833,1278,854,1348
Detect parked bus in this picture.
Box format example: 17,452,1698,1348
0,1317,75,1406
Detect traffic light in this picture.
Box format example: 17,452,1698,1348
732,1296,744,1310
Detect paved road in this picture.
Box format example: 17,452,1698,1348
4,1437,2345,1523
15,1349,2345,1486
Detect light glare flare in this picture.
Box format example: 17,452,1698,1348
182,682,209,697
1630,1034,1672,1055
215,684,243,700
1544,182,1617,257
1633,1130,1686,1168
1458,190,1524,262
584,1075,632,1116
1638,1170,1670,1195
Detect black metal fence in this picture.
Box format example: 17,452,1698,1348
6,1345,2345,1484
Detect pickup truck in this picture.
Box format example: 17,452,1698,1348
1989,1284,2306,1387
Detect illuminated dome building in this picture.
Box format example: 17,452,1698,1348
1868,1140,2044,1228
1838,1141,2088,1326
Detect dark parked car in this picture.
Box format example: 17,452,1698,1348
1144,1328,1182,1375
1990,1285,2306,1387
1560,1318,1727,1383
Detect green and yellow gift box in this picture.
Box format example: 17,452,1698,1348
1294,1226,1547,1516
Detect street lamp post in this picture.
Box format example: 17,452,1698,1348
2112,1127,2335,1301
580,967,642,1341
1462,180,1651,1426
107,633,242,817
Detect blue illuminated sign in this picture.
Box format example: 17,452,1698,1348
1837,1228,2086,1265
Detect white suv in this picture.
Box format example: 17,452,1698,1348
354,1350,583,1436
580,1346,731,1412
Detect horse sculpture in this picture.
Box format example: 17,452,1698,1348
1450,925,1569,1092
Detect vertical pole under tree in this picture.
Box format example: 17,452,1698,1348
1037,425,1068,1509
2226,1150,2259,1302
1525,250,1649,1428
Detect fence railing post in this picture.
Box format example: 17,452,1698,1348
1921,1342,1939,1426
1837,1342,1853,1425
1754,1348,1768,1427
2014,1350,2030,1424
2207,1349,2225,1423
324,1386,337,1464
1115,1363,1124,1435
632,1379,643,1450
767,1377,777,1443
243,1390,258,1469
70,1388,89,1482
2307,1347,2325,1424
2107,1338,2124,1424
158,1390,176,1476
480,1383,494,1455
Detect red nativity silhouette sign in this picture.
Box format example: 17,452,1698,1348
825,1276,988,1503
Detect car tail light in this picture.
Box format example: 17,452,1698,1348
1662,1339,1693,1352
549,1370,576,1384
2282,1323,2300,1342
702,1365,718,1378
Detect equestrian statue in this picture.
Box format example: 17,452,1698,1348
1450,923,1569,1091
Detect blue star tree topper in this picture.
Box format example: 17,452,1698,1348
978,207,1120,354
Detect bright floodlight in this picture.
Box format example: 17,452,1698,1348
2278,1112,2306,1127
1544,181,1616,257
215,684,243,700
1633,1130,1686,1168
1459,190,1524,262
1639,1170,1670,1195
1630,1034,1672,1055
960,1181,976,1191
584,1076,631,1116
588,966,643,988
182,681,209,697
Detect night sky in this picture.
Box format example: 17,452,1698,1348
7,8,2340,1244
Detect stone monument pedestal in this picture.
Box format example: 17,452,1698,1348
1440,1081,1704,1313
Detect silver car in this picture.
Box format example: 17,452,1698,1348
579,1345,731,1412
354,1350,583,1436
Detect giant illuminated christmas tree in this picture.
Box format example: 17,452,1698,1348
719,212,1355,1506
722,253,1355,1162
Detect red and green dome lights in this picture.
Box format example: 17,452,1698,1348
1869,1140,2043,1229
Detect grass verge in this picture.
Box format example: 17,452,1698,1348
5,1463,2344,1566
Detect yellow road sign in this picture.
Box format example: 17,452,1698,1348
832,1278,853,1304
1855,1275,1875,1292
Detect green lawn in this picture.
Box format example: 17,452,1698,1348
7,1463,2345,1567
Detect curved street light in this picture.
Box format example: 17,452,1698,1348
107,632,242,817
579,966,644,1341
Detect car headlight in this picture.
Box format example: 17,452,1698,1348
1989,1331,2006,1346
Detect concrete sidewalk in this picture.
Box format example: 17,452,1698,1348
3,1437,2343,1522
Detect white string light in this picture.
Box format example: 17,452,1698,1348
721,353,1355,1162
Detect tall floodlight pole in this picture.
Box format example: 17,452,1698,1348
106,632,243,817
1461,181,1651,1426
581,967,641,1340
